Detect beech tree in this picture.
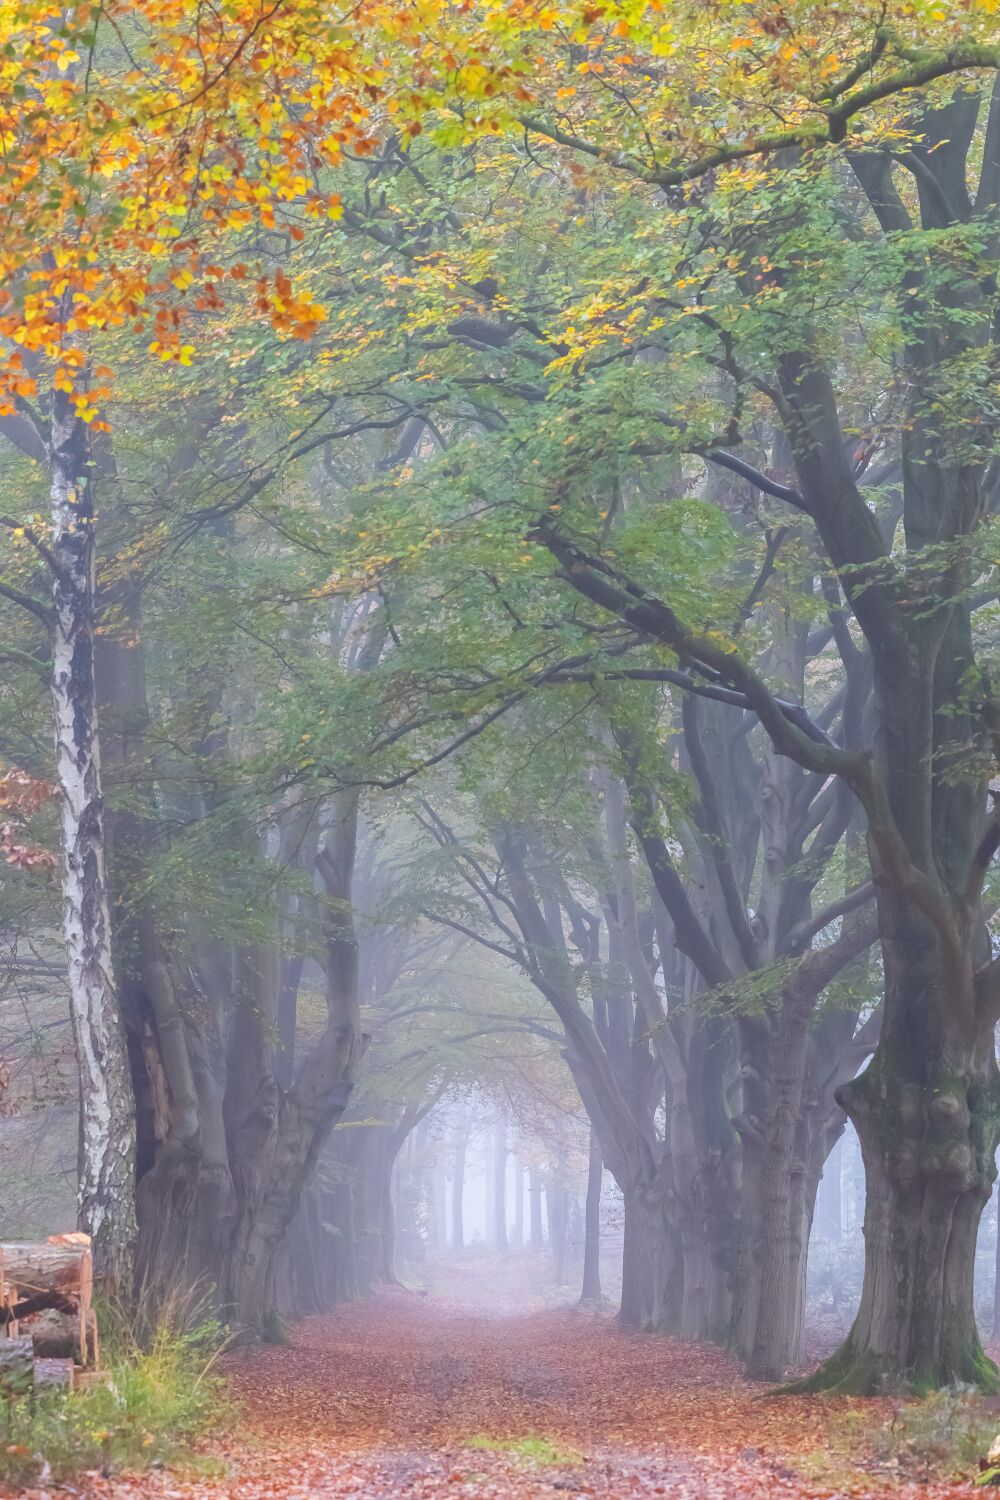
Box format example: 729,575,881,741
5,0,1000,1389
504,78,1000,1390
327,13,1000,1391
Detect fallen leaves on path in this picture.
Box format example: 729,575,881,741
6,1261,989,1500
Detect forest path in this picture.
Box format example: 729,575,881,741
95,1266,972,1500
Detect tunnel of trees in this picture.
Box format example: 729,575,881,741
1,0,1000,1406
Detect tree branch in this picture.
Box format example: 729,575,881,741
615,731,734,990
681,695,760,970
530,517,861,780
0,577,55,628
706,451,810,513
785,882,875,955
790,913,878,997
520,42,1000,190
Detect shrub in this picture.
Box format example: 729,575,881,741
0,1294,228,1488
869,1388,996,1480
815,1387,999,1487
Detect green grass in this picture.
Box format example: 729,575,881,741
0,1296,228,1489
804,1388,1000,1488
462,1433,583,1466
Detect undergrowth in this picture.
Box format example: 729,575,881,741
0,1292,228,1489
807,1388,1000,1486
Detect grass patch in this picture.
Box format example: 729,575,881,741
462,1433,583,1466
805,1388,1000,1487
0,1296,228,1489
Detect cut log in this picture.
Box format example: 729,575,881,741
1,1238,93,1361
0,1336,33,1397
29,1309,82,1360
0,1241,93,1303
22,1305,99,1366
33,1357,74,1391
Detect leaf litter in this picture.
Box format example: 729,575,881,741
5,1267,992,1500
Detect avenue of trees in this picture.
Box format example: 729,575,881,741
1,0,1000,1396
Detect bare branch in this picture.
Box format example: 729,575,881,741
785,882,875,955
706,451,810,513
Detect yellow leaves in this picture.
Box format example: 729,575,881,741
147,339,195,364
648,22,676,57
0,0,989,438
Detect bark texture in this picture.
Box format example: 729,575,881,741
49,390,135,1286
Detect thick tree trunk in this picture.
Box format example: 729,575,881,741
49,391,136,1287
793,927,1000,1392
618,1188,677,1331
746,987,814,1379
219,791,365,1331
93,566,239,1316
580,1133,603,1303
224,1018,360,1328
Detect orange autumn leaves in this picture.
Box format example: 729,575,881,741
84,1282,986,1500
0,0,371,413
1,0,998,424
0,769,54,872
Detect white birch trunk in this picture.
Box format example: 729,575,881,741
49,389,136,1285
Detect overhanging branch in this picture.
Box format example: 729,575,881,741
530,517,860,780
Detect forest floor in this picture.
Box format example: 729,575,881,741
15,1256,999,1500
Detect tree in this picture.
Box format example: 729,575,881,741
375,7,1000,1391
0,0,387,1286
513,75,1000,1385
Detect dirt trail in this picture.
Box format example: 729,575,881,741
65,1261,979,1499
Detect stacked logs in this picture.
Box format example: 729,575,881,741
0,1233,99,1392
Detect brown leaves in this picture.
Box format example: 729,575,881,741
24,1280,984,1500
0,769,55,872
